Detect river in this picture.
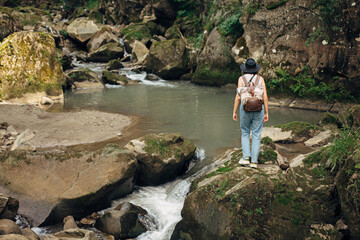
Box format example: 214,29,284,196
36,62,324,239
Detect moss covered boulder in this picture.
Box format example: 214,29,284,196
0,31,65,101
192,27,241,86
145,39,188,80
102,71,130,86
87,42,124,62
121,22,161,53
172,149,340,240
125,133,196,185
65,68,104,89
106,59,123,71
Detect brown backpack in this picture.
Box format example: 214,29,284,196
242,75,262,112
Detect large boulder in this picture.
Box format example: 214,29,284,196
66,18,99,43
121,22,161,53
0,12,18,41
131,40,149,64
0,31,65,101
86,26,119,53
95,202,148,239
0,219,21,235
239,1,360,97
172,149,340,240
125,133,196,185
102,71,130,86
106,59,124,71
65,68,104,89
145,39,189,80
0,145,138,226
192,27,240,86
0,234,29,240
87,42,124,62
53,229,98,240
0,195,19,220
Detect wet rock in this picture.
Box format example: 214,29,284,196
21,228,40,240
0,145,138,226
145,74,160,81
0,219,21,235
0,194,19,220
131,40,149,64
145,39,188,80
95,202,147,240
40,97,54,106
0,32,65,101
65,68,104,89
87,42,124,63
106,59,124,71
66,18,99,43
63,216,78,230
309,223,342,240
125,133,196,185
102,71,130,86
54,228,98,240
86,26,119,53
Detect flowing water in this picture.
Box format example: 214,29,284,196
42,62,324,239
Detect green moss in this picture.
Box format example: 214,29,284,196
192,67,240,86
261,136,276,150
266,0,288,10
276,121,322,138
258,148,277,164
320,112,338,125
120,22,158,42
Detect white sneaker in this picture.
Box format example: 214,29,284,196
238,157,250,166
250,163,258,168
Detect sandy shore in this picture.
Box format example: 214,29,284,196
0,104,133,148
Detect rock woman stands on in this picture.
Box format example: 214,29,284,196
233,58,269,168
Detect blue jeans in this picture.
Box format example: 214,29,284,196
240,105,264,163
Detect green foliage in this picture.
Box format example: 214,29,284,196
328,127,359,168
172,0,201,19
258,148,277,164
305,28,324,47
276,121,322,138
59,29,68,38
192,67,240,86
187,33,203,50
218,13,243,37
266,0,288,10
244,3,260,15
267,67,354,102
312,0,341,32
261,136,276,150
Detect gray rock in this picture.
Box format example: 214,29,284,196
262,127,292,142
66,18,99,43
11,129,35,151
86,26,119,52
0,195,19,220
87,42,124,63
304,130,333,147
63,216,78,230
40,97,54,106
65,68,104,89
131,40,149,64
95,202,147,239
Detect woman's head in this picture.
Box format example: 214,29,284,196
240,58,261,73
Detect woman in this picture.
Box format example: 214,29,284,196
233,58,269,168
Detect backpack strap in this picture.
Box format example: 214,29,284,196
254,75,260,86
242,76,248,87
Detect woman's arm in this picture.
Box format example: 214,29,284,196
262,78,269,122
233,77,243,121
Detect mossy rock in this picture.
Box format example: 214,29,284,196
121,21,160,43
320,112,338,126
173,153,338,240
102,71,130,85
258,147,277,164
276,121,323,142
87,42,124,62
66,68,104,89
145,38,189,79
0,31,65,100
106,59,124,70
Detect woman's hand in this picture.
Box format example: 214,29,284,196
264,113,269,122
233,112,238,121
